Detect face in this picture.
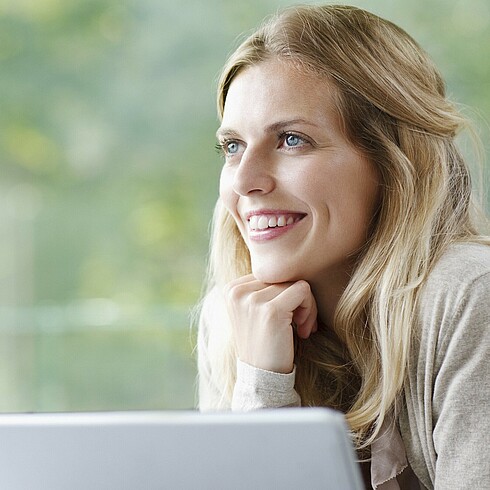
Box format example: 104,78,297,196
217,59,380,288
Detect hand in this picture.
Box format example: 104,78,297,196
224,274,318,374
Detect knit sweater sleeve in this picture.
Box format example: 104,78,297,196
232,359,301,410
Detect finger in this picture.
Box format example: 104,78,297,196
294,309,318,339
277,281,317,339
227,273,261,288
226,275,295,304
224,274,268,300
272,280,316,325
249,283,294,303
293,300,318,330
274,280,315,311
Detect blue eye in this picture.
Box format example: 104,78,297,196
226,141,239,154
216,140,242,159
285,134,301,147
283,133,309,148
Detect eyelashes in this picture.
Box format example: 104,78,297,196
214,142,225,155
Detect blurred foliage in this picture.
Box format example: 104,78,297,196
0,0,488,412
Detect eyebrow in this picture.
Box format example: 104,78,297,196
215,118,319,139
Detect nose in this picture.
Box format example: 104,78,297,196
232,149,275,196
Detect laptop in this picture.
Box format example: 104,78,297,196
0,407,363,490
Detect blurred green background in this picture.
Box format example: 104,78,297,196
0,0,489,412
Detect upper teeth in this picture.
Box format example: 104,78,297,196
249,214,299,231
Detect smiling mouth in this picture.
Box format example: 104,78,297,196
248,213,305,231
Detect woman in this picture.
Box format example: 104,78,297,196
196,5,490,489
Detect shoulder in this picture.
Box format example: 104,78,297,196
413,241,490,397
418,242,490,337
410,242,490,409
423,241,490,293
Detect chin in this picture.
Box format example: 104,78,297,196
251,261,300,284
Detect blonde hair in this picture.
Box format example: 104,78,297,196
200,4,489,449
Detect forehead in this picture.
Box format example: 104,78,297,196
221,59,340,129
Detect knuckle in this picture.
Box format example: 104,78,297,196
227,285,240,302
296,280,311,295
248,290,263,305
224,282,244,302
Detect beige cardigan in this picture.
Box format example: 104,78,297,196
198,243,490,489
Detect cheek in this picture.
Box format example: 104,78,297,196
339,171,380,237
219,168,234,208
316,160,380,238
355,165,381,221
219,167,241,223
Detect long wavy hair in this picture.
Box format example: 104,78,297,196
199,4,489,449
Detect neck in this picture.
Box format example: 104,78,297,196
309,265,354,329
